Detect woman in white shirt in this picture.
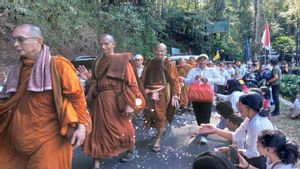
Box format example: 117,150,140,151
198,92,274,169
238,129,299,169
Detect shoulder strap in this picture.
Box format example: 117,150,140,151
50,55,63,124
271,161,282,169
92,54,104,80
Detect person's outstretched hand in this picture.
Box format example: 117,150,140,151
199,124,217,134
78,65,92,81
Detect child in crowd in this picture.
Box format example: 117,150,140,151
260,86,271,111
227,114,244,132
215,101,234,129
216,79,243,129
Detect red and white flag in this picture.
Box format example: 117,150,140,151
261,22,271,50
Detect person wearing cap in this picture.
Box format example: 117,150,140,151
134,54,144,78
181,54,224,144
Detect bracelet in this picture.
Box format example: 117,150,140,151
244,163,250,169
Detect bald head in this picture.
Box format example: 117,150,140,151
98,34,115,43
154,43,167,59
14,24,43,38
154,43,167,51
98,33,116,56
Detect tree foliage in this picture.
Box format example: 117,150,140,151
272,36,296,56
0,0,299,61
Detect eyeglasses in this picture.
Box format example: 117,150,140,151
11,36,38,44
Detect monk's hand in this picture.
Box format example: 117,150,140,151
145,88,151,94
71,124,86,149
125,105,134,116
179,76,185,82
171,95,180,107
78,65,92,81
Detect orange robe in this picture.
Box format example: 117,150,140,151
0,56,90,169
142,58,180,128
83,54,143,158
177,64,193,108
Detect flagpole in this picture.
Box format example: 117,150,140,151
264,49,267,65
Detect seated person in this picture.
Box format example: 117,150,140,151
227,114,244,132
238,129,299,169
289,92,300,119
198,92,274,169
215,101,234,129
193,151,237,169
216,79,243,129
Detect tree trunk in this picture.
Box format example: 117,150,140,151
253,0,261,60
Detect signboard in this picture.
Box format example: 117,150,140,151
209,21,230,34
171,47,181,55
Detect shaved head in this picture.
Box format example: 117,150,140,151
98,34,115,43
14,24,43,38
154,43,167,59
155,43,167,51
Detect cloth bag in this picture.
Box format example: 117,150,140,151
188,82,214,102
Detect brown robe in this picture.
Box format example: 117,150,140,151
83,53,143,158
142,58,180,128
177,64,193,108
0,56,90,169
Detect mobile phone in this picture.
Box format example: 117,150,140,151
228,145,239,164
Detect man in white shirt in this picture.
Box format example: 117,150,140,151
182,54,224,144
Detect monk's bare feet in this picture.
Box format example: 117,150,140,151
93,158,101,169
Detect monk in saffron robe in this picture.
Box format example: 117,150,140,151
0,24,91,169
82,34,145,169
177,58,193,111
188,56,198,67
141,43,180,152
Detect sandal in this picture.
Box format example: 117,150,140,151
152,145,161,152
120,150,136,163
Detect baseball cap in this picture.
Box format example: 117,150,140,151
198,54,209,60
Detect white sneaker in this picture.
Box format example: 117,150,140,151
200,136,208,144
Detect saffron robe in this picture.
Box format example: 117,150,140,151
83,53,143,158
142,58,180,128
0,56,90,169
177,64,193,108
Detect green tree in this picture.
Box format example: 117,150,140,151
272,36,296,58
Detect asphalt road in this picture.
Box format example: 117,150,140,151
72,111,228,169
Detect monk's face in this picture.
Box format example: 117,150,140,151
12,27,43,59
98,36,115,56
154,44,167,59
178,59,185,66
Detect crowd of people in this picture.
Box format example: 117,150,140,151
0,23,299,169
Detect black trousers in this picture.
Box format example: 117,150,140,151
271,84,280,114
192,102,212,126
